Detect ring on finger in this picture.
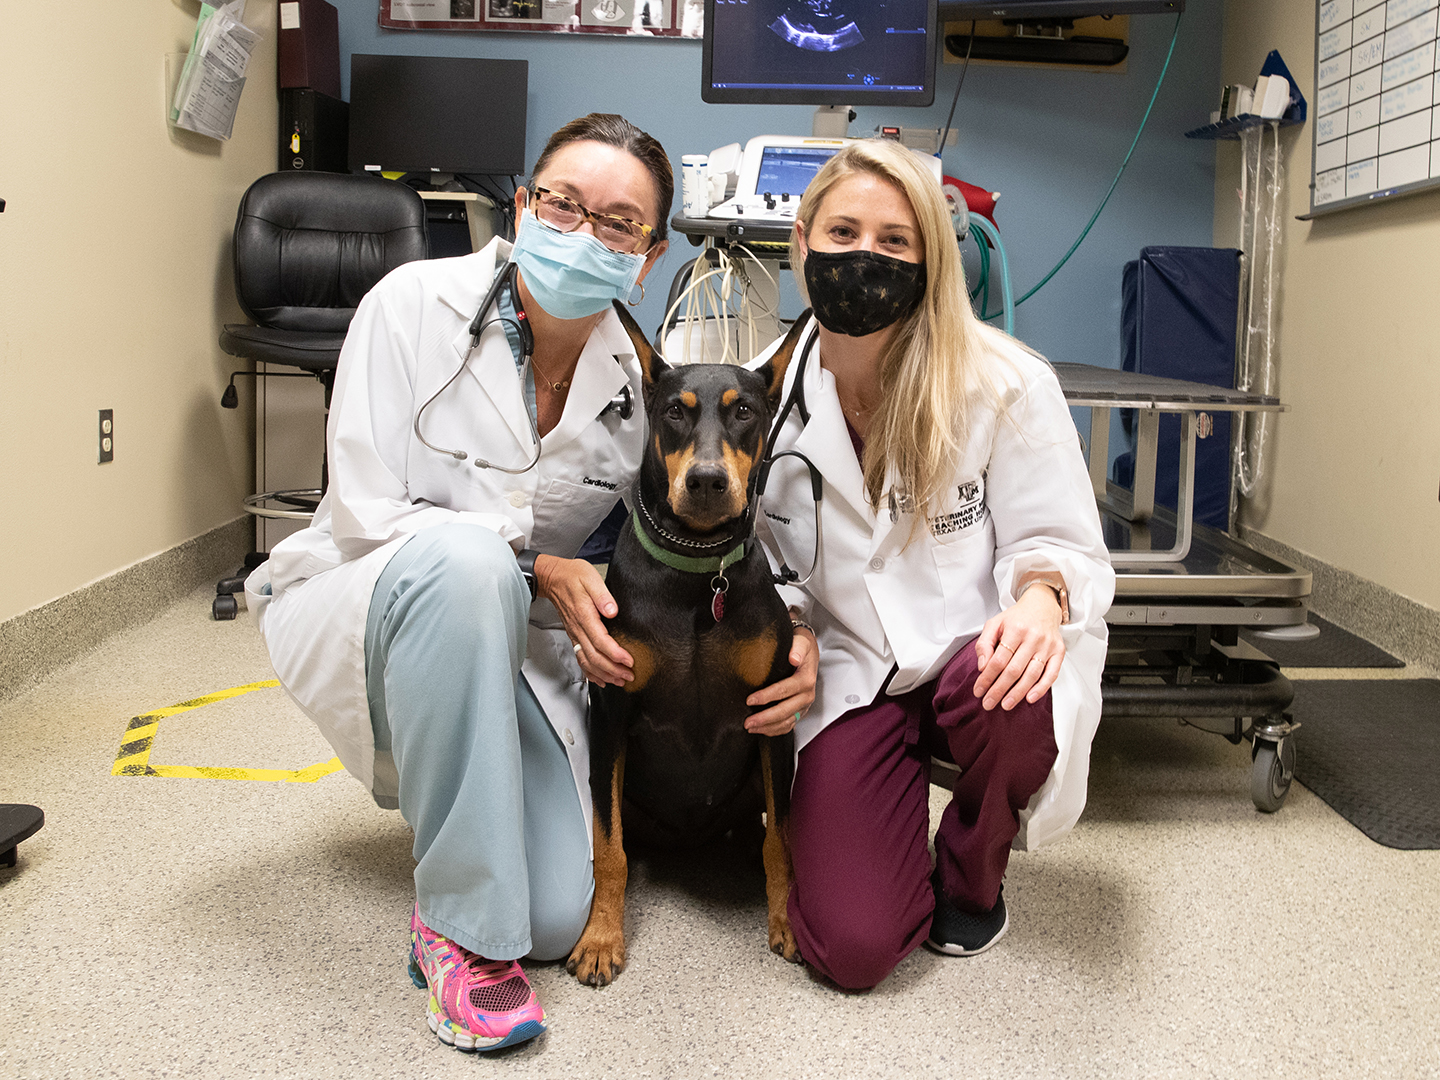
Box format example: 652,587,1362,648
997,642,1015,654
573,642,584,657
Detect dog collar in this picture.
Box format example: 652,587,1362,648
630,510,748,575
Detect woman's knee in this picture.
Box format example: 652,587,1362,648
933,644,1057,777
789,887,919,990
377,524,530,636
792,905,910,990
404,524,524,595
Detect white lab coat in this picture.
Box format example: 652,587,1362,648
246,238,646,842
752,320,1114,850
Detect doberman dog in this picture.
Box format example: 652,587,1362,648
565,302,813,987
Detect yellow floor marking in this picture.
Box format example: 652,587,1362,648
111,680,342,783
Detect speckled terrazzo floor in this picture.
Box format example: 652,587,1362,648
2,588,1438,1079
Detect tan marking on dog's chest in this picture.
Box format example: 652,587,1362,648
724,625,779,688
612,632,657,693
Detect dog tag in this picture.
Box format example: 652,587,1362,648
710,572,729,623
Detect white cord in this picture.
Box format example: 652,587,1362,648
660,242,778,366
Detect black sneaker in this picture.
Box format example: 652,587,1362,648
926,877,1008,957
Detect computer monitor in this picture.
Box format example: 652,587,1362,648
702,0,938,107
937,1,1182,18
348,54,528,178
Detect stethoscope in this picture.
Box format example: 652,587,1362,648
751,312,917,586
753,315,825,587
413,260,636,473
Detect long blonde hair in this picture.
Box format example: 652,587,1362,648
791,140,1000,533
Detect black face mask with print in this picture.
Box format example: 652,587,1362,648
802,248,928,338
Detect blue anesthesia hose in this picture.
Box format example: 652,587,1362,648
969,227,990,302
983,11,1183,321
969,215,1013,337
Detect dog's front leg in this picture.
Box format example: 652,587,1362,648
567,747,628,985
760,739,800,962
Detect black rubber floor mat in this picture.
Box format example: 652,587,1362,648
1291,680,1440,849
1242,614,1403,668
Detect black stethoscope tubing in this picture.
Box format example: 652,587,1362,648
754,317,824,587
413,260,634,473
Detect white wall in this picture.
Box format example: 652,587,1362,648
0,1,277,625
1217,0,1440,613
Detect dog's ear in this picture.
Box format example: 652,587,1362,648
611,299,670,397
753,309,811,411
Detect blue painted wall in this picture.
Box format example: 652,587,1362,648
333,2,1223,370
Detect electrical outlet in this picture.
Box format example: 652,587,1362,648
99,409,114,463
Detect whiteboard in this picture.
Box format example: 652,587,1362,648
1309,0,1440,216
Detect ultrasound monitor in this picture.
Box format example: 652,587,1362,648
702,0,937,107
937,2,1181,15
756,143,841,196
348,54,528,179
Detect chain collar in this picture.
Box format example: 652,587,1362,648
633,488,749,552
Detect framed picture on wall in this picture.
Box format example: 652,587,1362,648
380,0,701,36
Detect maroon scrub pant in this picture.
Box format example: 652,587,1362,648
786,641,1059,990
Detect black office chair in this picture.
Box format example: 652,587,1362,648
213,171,429,619
0,804,43,869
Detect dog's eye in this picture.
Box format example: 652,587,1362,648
735,404,753,421
665,404,683,421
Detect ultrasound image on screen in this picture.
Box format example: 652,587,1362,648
708,0,929,93
770,1,862,52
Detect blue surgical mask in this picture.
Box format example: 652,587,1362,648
510,209,647,320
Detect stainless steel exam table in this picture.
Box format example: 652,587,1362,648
1055,363,1308,812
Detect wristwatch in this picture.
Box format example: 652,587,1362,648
516,549,541,602
1018,570,1069,624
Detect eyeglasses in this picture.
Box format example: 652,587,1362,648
529,186,655,254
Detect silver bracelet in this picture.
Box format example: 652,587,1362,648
790,618,815,635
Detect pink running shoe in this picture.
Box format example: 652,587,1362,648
407,904,547,1051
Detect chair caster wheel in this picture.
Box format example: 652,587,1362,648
213,593,238,621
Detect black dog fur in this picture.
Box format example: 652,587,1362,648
565,303,812,986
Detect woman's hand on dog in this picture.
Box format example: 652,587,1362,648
536,554,635,686
744,625,818,736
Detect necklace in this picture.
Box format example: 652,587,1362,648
531,357,572,393
835,379,878,419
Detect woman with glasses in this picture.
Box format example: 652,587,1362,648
247,113,816,1051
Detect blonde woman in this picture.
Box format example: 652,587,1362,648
751,140,1114,990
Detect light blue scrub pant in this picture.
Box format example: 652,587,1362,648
364,523,594,962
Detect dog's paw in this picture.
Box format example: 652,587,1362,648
566,932,627,987
769,914,801,963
